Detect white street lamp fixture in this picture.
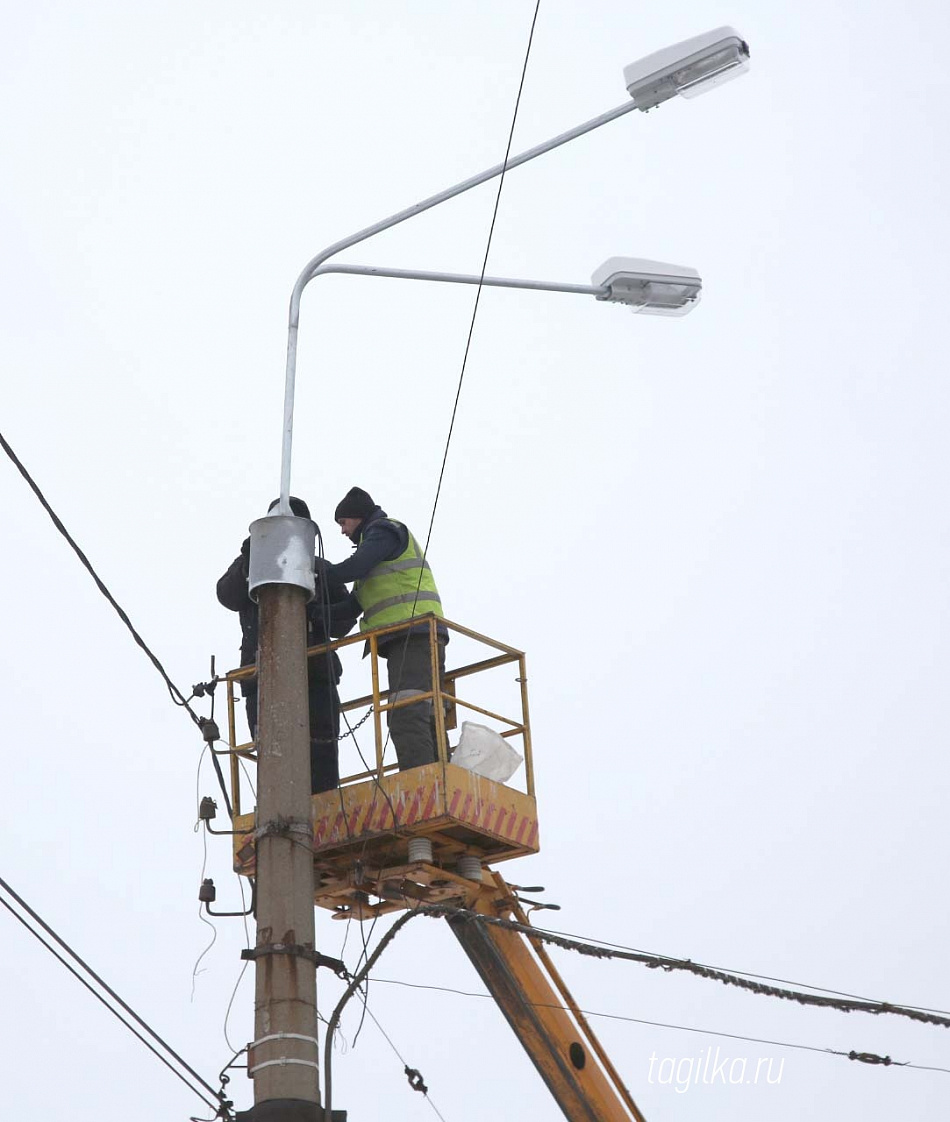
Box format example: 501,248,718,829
591,257,702,316
624,26,750,112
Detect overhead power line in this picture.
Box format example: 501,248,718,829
360,1003,450,1122
324,908,418,1119
433,905,950,1031
368,976,950,1076
341,0,546,1013
1,427,235,817
373,0,544,780
0,872,232,1118
329,900,950,1035
534,925,950,1017
0,428,203,728
323,904,950,1084
420,0,542,559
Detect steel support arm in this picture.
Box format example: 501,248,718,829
309,262,606,298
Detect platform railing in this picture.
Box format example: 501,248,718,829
224,614,533,818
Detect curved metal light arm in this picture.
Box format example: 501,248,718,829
276,99,640,510
310,262,608,299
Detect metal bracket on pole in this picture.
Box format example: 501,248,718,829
200,877,257,918
255,818,313,844
241,945,350,979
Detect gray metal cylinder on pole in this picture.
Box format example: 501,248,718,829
245,514,321,1121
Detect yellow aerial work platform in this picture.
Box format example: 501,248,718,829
223,615,539,919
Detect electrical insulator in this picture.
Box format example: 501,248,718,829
199,796,217,821
199,878,216,903
200,718,220,744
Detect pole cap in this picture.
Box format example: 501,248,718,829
248,514,316,601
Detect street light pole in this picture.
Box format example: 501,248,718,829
242,27,749,1122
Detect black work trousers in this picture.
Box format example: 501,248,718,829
381,634,447,771
244,675,341,794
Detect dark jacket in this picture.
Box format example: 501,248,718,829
327,506,407,583
216,538,358,682
326,506,447,651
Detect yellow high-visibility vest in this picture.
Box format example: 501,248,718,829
355,520,443,633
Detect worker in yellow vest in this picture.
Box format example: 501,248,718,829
325,487,447,771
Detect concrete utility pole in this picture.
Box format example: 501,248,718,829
239,514,322,1122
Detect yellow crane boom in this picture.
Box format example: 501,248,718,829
449,871,647,1122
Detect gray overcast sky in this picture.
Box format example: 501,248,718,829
2,3,949,1120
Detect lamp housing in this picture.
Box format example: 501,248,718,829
592,257,702,317
624,27,749,111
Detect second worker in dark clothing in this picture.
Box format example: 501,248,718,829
327,486,447,772
216,497,359,794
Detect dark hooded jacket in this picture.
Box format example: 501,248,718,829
216,537,358,681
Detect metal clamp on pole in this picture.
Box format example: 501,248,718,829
248,1058,321,1077
252,1033,320,1051
248,1034,321,1079
255,818,313,843
242,942,320,964
241,944,349,979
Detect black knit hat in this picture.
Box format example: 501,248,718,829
268,495,311,519
335,487,375,522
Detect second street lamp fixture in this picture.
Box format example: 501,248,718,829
591,257,702,316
